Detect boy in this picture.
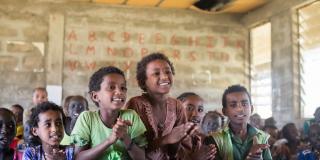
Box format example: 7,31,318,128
207,84,271,160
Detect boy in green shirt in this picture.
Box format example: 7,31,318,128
207,84,272,160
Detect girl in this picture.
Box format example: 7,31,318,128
71,66,147,160
23,102,74,160
61,95,89,145
126,53,197,159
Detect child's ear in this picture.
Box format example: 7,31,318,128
32,127,38,136
251,105,254,113
90,91,99,103
222,108,226,115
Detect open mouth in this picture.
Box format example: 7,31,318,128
159,82,170,86
190,119,201,124
235,114,246,118
112,97,125,103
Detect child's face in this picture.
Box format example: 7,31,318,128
308,125,320,149
223,91,253,126
202,114,222,134
10,106,23,123
23,122,32,144
92,73,127,110
33,90,48,105
145,59,173,95
250,115,262,129
286,125,300,142
32,110,64,147
68,99,87,119
0,111,16,149
181,95,205,124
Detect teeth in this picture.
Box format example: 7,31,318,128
159,82,169,86
112,98,124,102
74,113,79,116
236,115,245,117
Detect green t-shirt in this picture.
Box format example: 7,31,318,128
60,131,71,145
71,109,147,160
211,124,272,160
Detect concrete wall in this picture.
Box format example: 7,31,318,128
241,0,308,127
0,1,248,111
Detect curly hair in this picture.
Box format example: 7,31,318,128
177,92,199,102
89,66,125,107
222,84,252,108
29,101,66,146
63,95,88,116
136,52,175,91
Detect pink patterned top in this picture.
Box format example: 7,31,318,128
126,94,189,160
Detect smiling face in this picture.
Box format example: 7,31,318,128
91,73,127,111
32,110,64,147
181,95,205,124
67,98,88,119
145,59,173,95
223,91,253,126
0,110,16,149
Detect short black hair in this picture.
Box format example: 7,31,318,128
89,66,125,106
136,52,175,91
29,101,66,146
33,87,47,95
0,107,16,120
177,92,199,102
222,84,252,108
11,104,24,112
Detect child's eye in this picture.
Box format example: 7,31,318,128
198,108,204,113
44,123,51,127
56,122,62,126
153,72,160,76
187,105,194,111
108,85,116,90
121,86,127,91
165,70,172,75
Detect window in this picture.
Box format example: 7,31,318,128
298,1,320,118
250,23,272,119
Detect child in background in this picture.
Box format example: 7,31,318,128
10,104,24,150
24,87,48,123
23,102,74,160
61,95,89,145
176,92,216,160
0,108,16,160
32,87,48,106
126,53,197,159
201,111,224,135
298,124,320,160
71,66,147,160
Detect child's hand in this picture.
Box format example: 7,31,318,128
246,136,269,160
44,145,66,160
190,144,217,160
164,122,197,144
109,118,132,143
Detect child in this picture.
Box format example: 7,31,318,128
32,87,48,106
61,95,89,145
23,102,74,160
126,53,197,159
24,87,48,124
250,113,263,130
71,66,147,160
201,111,224,135
10,104,24,150
304,107,320,135
206,84,271,160
176,92,216,160
0,108,16,160
298,124,320,160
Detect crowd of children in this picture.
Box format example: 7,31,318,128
1,52,320,160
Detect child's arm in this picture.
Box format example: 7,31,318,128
74,118,127,160
121,134,146,160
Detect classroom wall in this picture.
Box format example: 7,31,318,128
0,1,248,111
241,0,307,127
